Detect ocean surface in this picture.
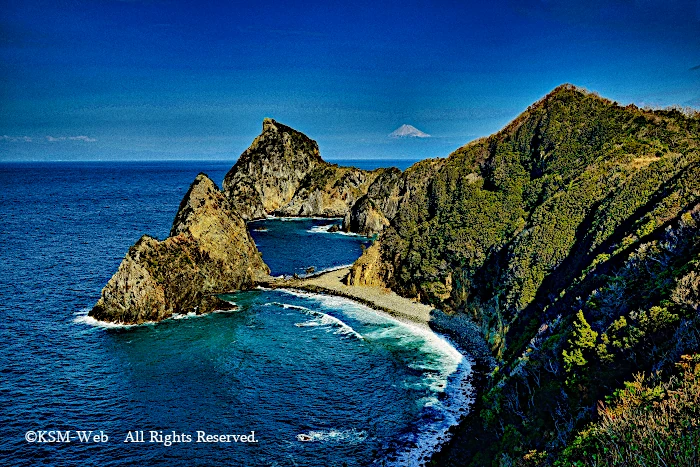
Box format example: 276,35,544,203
0,160,471,467
248,217,372,277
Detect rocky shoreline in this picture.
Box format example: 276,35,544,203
91,118,399,325
87,117,488,466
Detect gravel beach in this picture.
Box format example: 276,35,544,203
259,266,433,325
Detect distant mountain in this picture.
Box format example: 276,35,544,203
389,124,430,138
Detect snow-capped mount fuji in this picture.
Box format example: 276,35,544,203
389,124,430,138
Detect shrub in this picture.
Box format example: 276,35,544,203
557,354,700,466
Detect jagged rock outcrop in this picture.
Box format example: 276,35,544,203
275,165,383,217
342,158,448,236
90,174,269,324
223,118,389,221
223,118,325,220
346,241,391,287
343,196,391,236
342,168,401,235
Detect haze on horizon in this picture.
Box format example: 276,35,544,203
1,0,699,162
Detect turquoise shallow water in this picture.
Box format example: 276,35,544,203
0,161,470,466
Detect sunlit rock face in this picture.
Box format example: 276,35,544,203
91,174,269,324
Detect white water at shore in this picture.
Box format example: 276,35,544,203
307,224,365,237
275,288,474,466
264,301,364,339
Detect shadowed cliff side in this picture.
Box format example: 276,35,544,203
342,157,448,236
90,174,269,324
222,118,392,220
342,168,402,236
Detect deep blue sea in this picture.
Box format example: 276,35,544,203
0,160,471,467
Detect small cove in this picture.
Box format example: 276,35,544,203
0,160,472,467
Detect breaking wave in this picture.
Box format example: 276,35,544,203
264,302,363,339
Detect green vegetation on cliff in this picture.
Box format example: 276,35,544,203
556,354,700,467
347,85,700,465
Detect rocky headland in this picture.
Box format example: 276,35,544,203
91,118,401,325
222,118,392,220
90,174,268,324
346,85,700,466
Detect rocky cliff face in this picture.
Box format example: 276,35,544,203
342,168,401,235
223,118,388,221
342,158,447,236
90,174,269,324
342,196,391,236
346,241,391,287
275,165,386,217
222,118,325,220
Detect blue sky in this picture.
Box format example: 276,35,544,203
1,0,699,161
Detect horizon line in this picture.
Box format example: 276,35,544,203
0,156,429,163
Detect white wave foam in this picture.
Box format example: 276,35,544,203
296,429,367,443
172,311,197,320
268,216,343,221
303,263,354,277
306,224,364,237
275,288,475,467
72,309,139,328
265,301,363,339
73,306,237,328
263,302,310,312
389,359,474,467
278,289,463,362
294,313,364,339
307,224,334,233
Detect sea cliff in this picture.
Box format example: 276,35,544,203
222,118,391,220
89,85,700,465
90,174,269,324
